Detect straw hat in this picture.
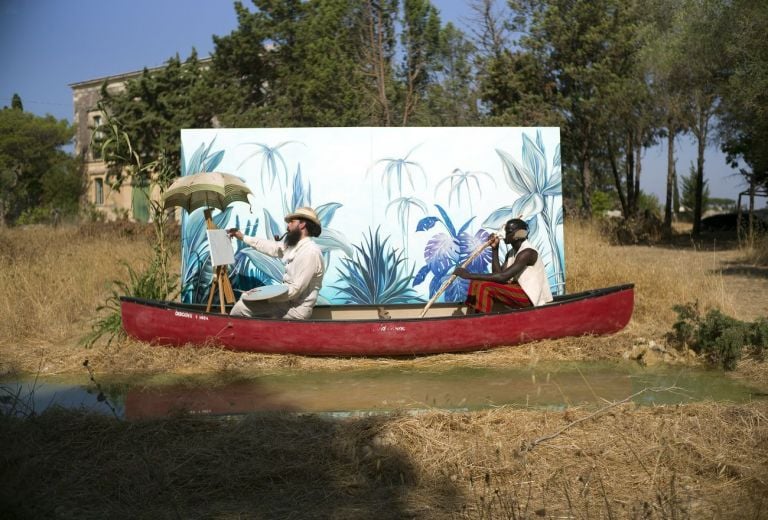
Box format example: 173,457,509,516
284,206,321,228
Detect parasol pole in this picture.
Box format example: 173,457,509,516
419,236,495,319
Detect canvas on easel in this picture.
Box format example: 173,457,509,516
203,209,236,313
207,229,235,267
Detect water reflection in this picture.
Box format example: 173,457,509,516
0,379,125,418
1,362,763,420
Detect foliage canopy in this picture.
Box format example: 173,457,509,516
87,0,768,225
0,100,80,225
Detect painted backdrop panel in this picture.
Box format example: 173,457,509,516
179,127,563,306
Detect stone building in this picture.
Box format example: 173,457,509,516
70,68,150,221
70,60,210,221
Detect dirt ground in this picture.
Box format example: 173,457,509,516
715,250,768,321
630,240,768,322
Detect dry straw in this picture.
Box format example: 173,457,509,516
1,221,767,518
0,219,754,376
0,401,765,518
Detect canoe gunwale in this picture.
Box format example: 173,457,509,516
119,283,635,324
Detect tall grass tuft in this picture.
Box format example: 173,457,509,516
0,225,162,348
741,233,768,265
82,258,178,347
80,109,179,347
565,217,737,335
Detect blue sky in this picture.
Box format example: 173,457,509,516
0,0,752,204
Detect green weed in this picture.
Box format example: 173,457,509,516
671,302,768,370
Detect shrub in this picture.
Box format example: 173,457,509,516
16,206,55,225
590,190,617,218
671,302,768,370
82,259,178,347
748,317,768,360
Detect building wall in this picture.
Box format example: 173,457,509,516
71,71,149,221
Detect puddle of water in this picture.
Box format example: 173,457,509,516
1,362,763,420
0,379,126,418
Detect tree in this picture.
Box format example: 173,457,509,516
211,0,372,127
398,0,442,125
209,0,469,127
718,0,768,193
668,0,729,236
506,0,653,215
680,165,709,216
11,93,23,111
421,22,481,125
0,102,78,225
357,0,399,125
637,0,691,236
472,0,560,126
594,1,659,220
99,51,215,189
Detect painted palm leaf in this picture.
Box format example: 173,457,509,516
386,197,428,236
237,141,298,194
368,145,427,200
434,168,495,211
182,139,224,176
290,165,312,211
316,202,342,227
314,228,354,258
496,148,538,195
386,196,428,256
522,133,547,189
237,249,286,285
262,209,284,240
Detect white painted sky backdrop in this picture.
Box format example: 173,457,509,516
1,0,757,205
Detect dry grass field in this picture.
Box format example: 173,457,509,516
1,219,762,376
1,220,767,519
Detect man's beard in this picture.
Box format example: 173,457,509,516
284,228,302,247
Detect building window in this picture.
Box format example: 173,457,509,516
95,178,104,205
91,114,103,160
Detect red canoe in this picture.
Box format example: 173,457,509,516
120,284,633,356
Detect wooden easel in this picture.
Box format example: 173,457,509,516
204,208,236,313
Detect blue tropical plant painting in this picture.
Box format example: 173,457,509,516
434,167,496,218
413,205,493,302
179,139,227,304
481,130,564,294
331,227,422,304
367,144,427,200
179,127,564,306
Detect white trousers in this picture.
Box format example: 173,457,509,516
229,297,291,319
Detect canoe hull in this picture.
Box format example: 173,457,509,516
120,284,634,356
